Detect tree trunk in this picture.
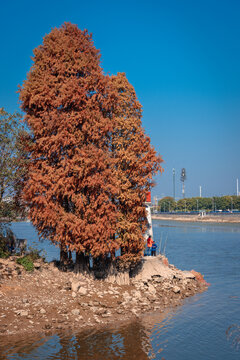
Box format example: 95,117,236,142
104,261,130,285
0,181,4,202
60,244,69,269
74,252,90,275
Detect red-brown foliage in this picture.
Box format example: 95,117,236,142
19,23,119,258
110,73,163,266
19,24,163,268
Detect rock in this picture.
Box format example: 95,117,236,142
91,307,98,313
64,282,71,291
39,308,46,314
78,287,87,296
183,271,195,279
71,280,82,292
162,282,171,290
99,302,108,308
33,262,41,270
132,290,141,299
72,292,77,298
133,256,174,282
101,313,111,318
71,309,80,316
173,286,180,294
123,291,131,301
131,308,139,316
79,302,88,309
147,295,156,302
17,310,28,316
95,308,107,315
152,276,162,283
148,284,156,295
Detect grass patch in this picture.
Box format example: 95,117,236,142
16,255,34,272
0,249,10,259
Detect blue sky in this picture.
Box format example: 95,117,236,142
1,0,240,199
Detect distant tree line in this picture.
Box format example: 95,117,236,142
0,108,28,222
157,196,240,212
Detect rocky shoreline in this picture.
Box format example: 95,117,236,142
0,255,208,337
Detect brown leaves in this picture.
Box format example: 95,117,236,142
110,73,163,265
19,24,163,266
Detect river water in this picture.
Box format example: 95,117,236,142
1,220,240,359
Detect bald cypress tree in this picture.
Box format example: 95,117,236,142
110,73,163,269
19,23,120,266
19,23,163,276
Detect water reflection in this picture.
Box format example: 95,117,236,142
0,310,174,360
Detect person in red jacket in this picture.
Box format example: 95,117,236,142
147,236,153,256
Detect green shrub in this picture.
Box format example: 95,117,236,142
0,249,10,258
16,256,34,271
27,242,46,262
0,235,9,258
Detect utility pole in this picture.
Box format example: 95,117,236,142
237,178,239,196
181,168,186,198
173,168,175,200
153,196,159,212
199,185,202,197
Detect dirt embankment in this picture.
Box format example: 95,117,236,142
152,213,240,223
0,255,208,337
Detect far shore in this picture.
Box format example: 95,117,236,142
152,213,240,223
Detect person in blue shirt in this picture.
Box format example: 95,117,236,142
151,241,157,256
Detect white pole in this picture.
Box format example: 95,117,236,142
237,178,239,196
199,185,202,197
